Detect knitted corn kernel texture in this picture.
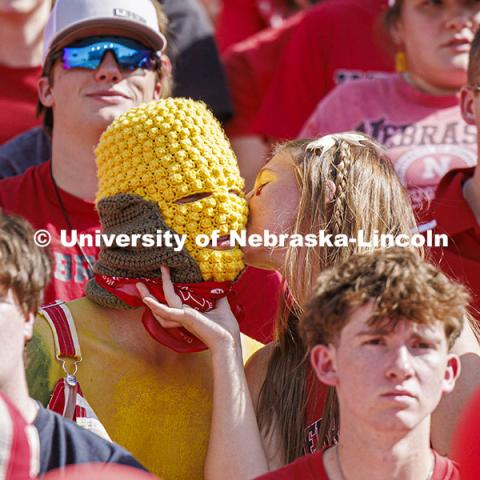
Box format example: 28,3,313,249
95,98,248,282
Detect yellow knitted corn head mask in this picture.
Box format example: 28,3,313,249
95,98,247,282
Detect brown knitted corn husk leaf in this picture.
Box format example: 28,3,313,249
85,194,203,309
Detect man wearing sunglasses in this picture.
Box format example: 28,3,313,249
0,0,169,304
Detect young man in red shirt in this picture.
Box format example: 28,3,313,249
257,248,465,480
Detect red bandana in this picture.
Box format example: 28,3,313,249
95,274,238,353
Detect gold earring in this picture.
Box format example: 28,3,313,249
395,51,407,73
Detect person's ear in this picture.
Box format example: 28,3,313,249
389,16,404,47
310,344,339,387
441,354,461,395
38,76,55,108
23,312,35,343
154,56,172,100
161,56,172,78
460,86,477,126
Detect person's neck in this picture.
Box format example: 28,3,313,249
1,367,39,424
403,72,459,97
462,164,480,225
51,127,100,201
0,1,51,67
326,415,434,480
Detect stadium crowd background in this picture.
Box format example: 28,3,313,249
1,1,480,479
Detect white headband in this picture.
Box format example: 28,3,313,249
306,133,366,155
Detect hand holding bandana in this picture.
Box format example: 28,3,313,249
136,266,242,355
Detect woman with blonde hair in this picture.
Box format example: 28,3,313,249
138,132,480,479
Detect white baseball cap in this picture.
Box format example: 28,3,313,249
43,0,167,63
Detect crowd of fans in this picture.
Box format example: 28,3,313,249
1,0,480,479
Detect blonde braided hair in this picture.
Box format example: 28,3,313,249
330,140,352,234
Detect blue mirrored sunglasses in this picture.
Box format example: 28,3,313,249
61,36,158,71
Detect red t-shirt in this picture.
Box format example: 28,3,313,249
253,0,394,140
0,64,42,145
223,11,305,137
216,0,300,53
0,161,279,343
419,167,480,319
0,161,98,303
255,449,459,480
256,450,329,480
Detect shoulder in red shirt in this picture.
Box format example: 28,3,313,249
255,450,327,480
420,167,480,319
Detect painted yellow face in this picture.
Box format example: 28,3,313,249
95,98,248,281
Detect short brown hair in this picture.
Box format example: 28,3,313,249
0,211,52,315
37,0,171,137
300,247,468,351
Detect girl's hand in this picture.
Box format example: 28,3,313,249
136,266,241,354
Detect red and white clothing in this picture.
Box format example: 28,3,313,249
0,161,280,343
420,167,480,319
300,74,477,212
0,65,42,145
255,449,460,480
253,0,394,140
